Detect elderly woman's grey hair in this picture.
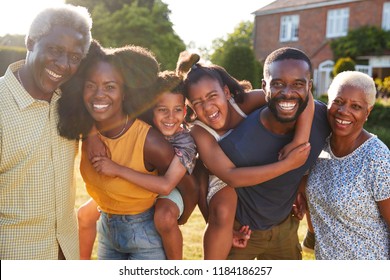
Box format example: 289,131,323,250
327,71,376,107
26,4,92,56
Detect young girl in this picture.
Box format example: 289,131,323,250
176,52,314,259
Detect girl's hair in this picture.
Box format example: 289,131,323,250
58,40,160,140
327,71,376,107
176,51,252,102
138,70,193,127
27,4,92,56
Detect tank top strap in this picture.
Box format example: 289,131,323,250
192,120,222,141
229,98,247,118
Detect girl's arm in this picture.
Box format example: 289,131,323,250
279,93,315,159
191,125,311,188
91,155,186,195
238,89,266,115
91,127,183,195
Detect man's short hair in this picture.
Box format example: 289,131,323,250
27,4,92,56
263,47,312,78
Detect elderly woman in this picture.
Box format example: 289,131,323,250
305,71,390,259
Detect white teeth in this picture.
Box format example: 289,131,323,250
93,104,109,109
209,112,218,119
336,118,351,125
46,69,62,79
279,102,296,110
163,123,175,127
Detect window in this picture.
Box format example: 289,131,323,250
280,15,299,42
382,2,390,30
326,8,349,38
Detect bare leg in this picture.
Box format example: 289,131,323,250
194,161,210,221
154,198,182,260
78,198,100,260
177,172,199,225
203,186,237,260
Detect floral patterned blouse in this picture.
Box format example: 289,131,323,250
307,135,390,260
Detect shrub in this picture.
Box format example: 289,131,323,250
332,57,356,78
375,76,390,98
0,46,26,75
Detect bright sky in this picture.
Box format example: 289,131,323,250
0,0,274,49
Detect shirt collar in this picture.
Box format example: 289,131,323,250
5,61,61,110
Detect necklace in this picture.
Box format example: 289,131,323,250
98,114,129,139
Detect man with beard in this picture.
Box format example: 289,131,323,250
219,47,330,260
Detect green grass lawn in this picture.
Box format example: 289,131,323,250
74,152,315,260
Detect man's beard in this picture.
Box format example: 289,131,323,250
267,94,309,123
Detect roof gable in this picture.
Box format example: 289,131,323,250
253,0,364,15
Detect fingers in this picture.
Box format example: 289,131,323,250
91,156,104,164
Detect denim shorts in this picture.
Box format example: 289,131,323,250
97,207,166,260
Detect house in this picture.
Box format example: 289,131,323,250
253,0,390,96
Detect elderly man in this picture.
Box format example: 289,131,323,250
0,4,92,259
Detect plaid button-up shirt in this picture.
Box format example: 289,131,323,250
0,61,79,259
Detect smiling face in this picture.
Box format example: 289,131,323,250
327,85,372,139
26,25,84,96
187,77,231,134
83,60,125,129
152,92,186,137
262,59,311,123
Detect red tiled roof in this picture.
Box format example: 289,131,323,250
253,0,362,15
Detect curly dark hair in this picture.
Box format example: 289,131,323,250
58,40,160,140
138,70,195,127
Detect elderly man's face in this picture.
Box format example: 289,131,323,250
26,25,85,95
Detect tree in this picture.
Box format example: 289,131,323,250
0,34,25,47
223,46,261,88
66,0,185,70
209,21,261,88
210,21,254,65
330,26,390,61
67,0,134,13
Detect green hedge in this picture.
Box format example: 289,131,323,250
0,46,26,75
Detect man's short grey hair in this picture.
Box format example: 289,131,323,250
26,4,92,56
327,71,376,107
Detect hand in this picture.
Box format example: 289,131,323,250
91,156,120,177
84,134,110,161
232,225,252,249
291,192,306,220
283,142,311,169
278,142,296,160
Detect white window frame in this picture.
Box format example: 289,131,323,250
382,2,390,30
326,8,349,38
279,15,299,42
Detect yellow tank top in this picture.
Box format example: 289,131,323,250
80,118,158,214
